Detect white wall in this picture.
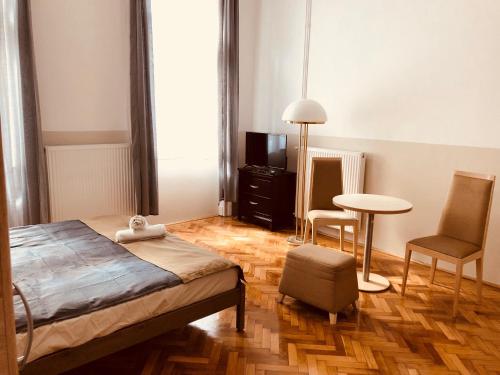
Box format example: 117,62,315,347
239,0,259,132
247,0,500,147
240,0,500,284
243,0,304,136
30,0,130,135
307,0,500,148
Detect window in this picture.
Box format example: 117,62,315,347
150,0,220,222
151,0,219,161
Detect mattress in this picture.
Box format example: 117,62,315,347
16,267,238,362
11,220,183,331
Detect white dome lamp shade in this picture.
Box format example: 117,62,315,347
281,99,327,125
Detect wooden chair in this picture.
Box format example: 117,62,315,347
304,157,359,259
401,170,495,317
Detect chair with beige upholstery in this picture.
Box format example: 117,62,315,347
304,157,359,259
401,170,495,317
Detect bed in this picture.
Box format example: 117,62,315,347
10,216,245,375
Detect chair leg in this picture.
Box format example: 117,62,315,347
339,226,345,252
329,313,337,325
476,257,483,303
304,219,311,244
430,258,437,285
453,262,463,318
401,246,412,296
312,221,318,245
353,224,358,261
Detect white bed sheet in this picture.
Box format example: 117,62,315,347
17,268,238,363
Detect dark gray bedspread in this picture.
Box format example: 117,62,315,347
10,220,182,332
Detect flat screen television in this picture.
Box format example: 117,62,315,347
245,132,287,169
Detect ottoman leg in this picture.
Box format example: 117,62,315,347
329,313,337,325
278,293,286,303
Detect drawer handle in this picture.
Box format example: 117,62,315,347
249,201,258,205
249,184,259,189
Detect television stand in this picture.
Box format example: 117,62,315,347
237,167,296,231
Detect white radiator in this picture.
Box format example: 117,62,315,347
45,144,135,222
303,147,366,234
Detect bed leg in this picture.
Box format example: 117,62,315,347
236,282,245,332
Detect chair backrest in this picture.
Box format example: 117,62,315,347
308,157,343,211
438,170,495,249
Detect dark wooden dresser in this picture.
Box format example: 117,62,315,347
237,167,296,231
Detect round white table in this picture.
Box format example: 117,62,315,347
332,194,413,292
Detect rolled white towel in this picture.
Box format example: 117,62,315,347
116,224,166,243
129,215,148,231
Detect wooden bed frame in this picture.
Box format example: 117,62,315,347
20,282,245,375
0,128,245,375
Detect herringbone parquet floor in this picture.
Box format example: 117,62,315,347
66,217,500,375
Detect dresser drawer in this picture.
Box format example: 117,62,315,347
240,193,272,215
241,175,272,197
246,212,272,228
238,168,296,231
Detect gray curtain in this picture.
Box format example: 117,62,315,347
0,0,49,227
130,0,159,216
218,0,239,216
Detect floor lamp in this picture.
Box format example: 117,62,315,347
282,99,327,245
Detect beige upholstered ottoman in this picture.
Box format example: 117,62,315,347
279,244,359,324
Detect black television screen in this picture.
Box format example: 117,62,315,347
245,132,287,169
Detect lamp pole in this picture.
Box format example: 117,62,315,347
287,0,313,245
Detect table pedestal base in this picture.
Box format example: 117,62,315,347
357,271,390,292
